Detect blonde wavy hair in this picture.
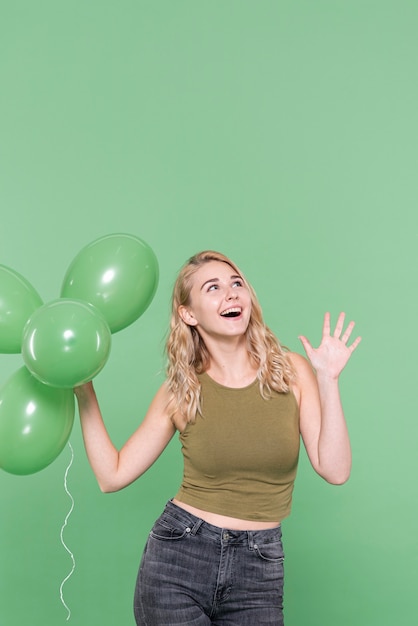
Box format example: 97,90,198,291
166,251,295,423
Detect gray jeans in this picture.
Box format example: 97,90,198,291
134,500,285,625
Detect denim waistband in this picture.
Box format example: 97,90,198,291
163,500,282,546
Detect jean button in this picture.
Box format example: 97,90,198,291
186,527,191,533
223,532,230,541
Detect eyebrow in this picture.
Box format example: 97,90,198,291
200,274,242,291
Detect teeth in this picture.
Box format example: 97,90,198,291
220,307,241,316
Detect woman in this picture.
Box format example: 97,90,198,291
75,250,361,626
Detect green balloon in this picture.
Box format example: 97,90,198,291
60,233,159,333
0,265,43,353
22,299,112,388
0,367,75,475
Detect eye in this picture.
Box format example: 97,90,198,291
207,284,218,291
232,280,243,288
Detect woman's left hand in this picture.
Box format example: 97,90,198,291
298,312,361,380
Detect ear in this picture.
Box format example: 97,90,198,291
178,305,198,327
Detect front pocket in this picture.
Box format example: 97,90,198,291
150,519,191,541
253,541,284,562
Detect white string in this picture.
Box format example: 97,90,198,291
59,441,75,621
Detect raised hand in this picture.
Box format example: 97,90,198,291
298,312,361,380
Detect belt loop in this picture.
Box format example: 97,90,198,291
247,531,254,550
190,518,204,536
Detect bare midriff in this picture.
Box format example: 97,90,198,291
172,498,280,531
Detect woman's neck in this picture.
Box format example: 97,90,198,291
204,344,257,388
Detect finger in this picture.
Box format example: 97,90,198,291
333,312,346,338
298,335,313,357
322,312,331,337
341,320,355,343
348,335,362,352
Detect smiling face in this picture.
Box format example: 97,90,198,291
178,260,252,342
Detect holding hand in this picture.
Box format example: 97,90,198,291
298,312,361,380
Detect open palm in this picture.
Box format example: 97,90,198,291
298,312,361,379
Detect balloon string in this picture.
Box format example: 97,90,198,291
59,441,75,621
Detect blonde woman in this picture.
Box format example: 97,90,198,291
75,250,361,626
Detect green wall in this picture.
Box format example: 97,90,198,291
1,2,417,624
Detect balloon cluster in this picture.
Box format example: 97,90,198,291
0,234,159,476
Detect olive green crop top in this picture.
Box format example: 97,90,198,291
174,372,300,522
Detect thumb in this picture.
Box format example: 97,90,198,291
298,335,313,357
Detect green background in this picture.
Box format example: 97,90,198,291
1,1,417,624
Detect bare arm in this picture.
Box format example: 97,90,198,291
291,312,361,485
74,381,176,493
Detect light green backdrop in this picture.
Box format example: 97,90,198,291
1,1,417,625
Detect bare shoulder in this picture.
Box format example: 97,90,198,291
152,380,173,403
287,351,314,377
147,381,186,433
146,381,174,417
139,381,174,430
287,352,317,405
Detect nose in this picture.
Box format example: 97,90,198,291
227,288,238,300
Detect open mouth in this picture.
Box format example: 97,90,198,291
220,307,242,318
